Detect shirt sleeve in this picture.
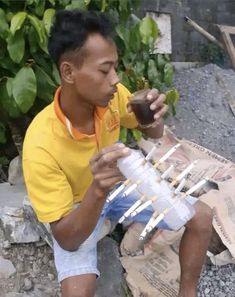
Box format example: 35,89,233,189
23,151,74,223
117,83,138,129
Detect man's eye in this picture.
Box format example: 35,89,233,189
100,70,109,74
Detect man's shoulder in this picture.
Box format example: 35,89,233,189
26,103,54,135
23,103,58,154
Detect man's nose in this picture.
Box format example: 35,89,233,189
110,68,119,86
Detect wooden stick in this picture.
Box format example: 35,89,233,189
185,16,224,49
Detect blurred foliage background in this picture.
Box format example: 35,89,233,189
0,0,179,166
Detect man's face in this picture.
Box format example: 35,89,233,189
71,33,119,107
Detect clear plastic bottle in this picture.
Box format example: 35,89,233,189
152,193,195,231
117,148,195,231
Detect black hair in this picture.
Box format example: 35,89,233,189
48,9,115,66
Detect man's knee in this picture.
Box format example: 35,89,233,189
186,201,213,233
61,274,96,297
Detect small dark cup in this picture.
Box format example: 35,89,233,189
129,89,155,128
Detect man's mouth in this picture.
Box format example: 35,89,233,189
107,89,117,99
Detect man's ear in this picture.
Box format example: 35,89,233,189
59,61,75,84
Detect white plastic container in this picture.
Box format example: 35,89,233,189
117,150,145,180
163,198,195,230
152,192,196,231
117,148,196,231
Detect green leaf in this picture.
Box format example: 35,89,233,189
129,24,141,52
165,89,180,115
0,56,19,74
59,0,70,6
6,12,13,22
10,12,27,36
43,8,55,35
27,14,48,53
12,67,36,113
0,0,10,5
0,8,9,39
135,61,145,76
26,0,35,5
0,156,9,166
139,16,159,45
6,77,13,97
163,63,174,86
118,71,131,90
0,122,7,144
119,127,127,143
48,0,55,5
118,0,128,12
147,59,161,89
148,59,158,75
116,25,125,41
66,0,86,10
28,27,38,54
34,0,45,17
156,54,167,71
0,38,7,58
32,54,51,74
116,24,130,49
101,0,107,12
132,129,142,142
34,65,56,102
0,80,21,118
52,64,61,85
164,54,170,62
7,30,25,64
84,0,91,5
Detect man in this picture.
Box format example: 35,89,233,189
23,9,212,297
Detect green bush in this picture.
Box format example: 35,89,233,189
0,0,179,162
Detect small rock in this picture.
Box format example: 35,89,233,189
23,277,33,291
0,256,16,278
48,273,55,281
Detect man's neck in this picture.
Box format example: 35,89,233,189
59,86,95,135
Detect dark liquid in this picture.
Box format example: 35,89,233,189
130,99,155,126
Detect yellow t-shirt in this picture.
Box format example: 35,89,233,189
23,83,138,223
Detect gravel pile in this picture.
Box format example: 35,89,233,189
167,63,235,162
198,264,235,297
0,228,60,297
166,63,235,296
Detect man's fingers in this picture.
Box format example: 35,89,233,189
90,143,126,164
127,102,132,113
150,94,166,110
94,172,125,189
96,147,130,168
93,169,124,181
154,104,169,121
147,89,159,101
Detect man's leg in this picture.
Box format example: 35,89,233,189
61,274,96,297
52,210,106,297
178,201,213,297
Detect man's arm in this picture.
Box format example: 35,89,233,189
128,89,168,139
50,143,130,251
138,118,164,139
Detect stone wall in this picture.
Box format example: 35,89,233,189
140,0,235,63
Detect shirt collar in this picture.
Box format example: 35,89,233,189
53,86,108,140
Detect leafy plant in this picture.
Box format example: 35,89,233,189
200,42,225,66
0,0,179,158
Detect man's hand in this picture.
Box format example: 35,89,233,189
128,88,168,125
128,89,168,139
145,89,168,124
90,143,130,196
